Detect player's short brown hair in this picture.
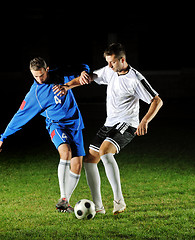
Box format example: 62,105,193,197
104,43,126,59
29,57,47,71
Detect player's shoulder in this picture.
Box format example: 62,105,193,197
105,65,114,75
22,82,40,103
129,67,146,82
119,67,143,90
93,65,114,83
103,65,115,79
121,67,138,84
27,81,38,94
48,68,64,84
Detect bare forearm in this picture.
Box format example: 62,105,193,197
64,76,81,90
135,95,163,136
53,76,82,96
142,96,163,123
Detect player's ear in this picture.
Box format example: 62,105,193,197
46,67,49,72
120,57,125,63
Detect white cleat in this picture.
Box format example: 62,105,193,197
96,206,106,214
113,200,126,215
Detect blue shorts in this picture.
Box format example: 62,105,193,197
48,125,85,157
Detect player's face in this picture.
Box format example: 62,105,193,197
105,54,123,72
31,67,49,84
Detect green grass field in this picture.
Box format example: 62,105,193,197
0,125,194,239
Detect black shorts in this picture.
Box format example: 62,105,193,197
89,123,136,154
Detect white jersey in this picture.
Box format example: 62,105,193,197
93,66,158,128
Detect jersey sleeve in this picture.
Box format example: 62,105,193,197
134,79,158,104
0,89,42,142
133,69,158,104
63,63,90,84
93,66,110,85
81,64,90,74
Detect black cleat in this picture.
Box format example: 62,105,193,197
56,198,74,213
56,198,69,212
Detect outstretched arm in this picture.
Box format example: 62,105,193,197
52,71,93,96
0,90,42,152
135,95,163,136
79,71,95,85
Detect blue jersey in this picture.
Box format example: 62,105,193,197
0,64,90,142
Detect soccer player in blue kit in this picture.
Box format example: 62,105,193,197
0,57,90,213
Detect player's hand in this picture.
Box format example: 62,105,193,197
134,119,148,136
0,141,3,152
52,85,67,97
79,71,91,85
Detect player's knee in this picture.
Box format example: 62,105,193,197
84,150,100,163
99,141,117,157
58,144,72,160
72,162,82,174
60,152,71,160
99,144,112,157
99,148,108,157
71,157,82,174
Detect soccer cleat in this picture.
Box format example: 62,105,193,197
66,205,74,213
113,199,126,215
96,206,106,214
56,198,69,213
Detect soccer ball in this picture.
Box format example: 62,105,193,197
74,199,96,220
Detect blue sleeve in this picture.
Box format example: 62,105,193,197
63,64,90,84
81,64,90,74
0,89,42,142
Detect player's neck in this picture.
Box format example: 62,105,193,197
118,62,129,75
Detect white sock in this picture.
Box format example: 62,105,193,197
84,162,103,209
58,159,70,199
101,153,124,202
66,170,80,202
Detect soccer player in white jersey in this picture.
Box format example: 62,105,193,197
54,43,163,215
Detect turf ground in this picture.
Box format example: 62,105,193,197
0,123,194,239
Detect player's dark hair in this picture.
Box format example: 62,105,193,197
104,43,126,59
30,57,47,71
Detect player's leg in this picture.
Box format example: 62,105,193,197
57,143,72,199
56,143,73,212
99,124,136,214
65,156,82,203
61,128,85,211
49,127,76,212
84,149,105,213
99,140,126,214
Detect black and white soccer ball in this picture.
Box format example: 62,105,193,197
74,199,96,220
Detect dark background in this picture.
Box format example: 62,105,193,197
0,6,194,150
